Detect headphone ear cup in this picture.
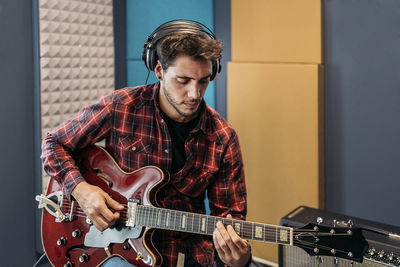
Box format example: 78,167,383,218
148,48,158,71
142,46,158,71
210,59,221,81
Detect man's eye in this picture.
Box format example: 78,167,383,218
199,80,209,85
177,79,189,84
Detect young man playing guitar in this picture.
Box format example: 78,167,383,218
41,20,251,267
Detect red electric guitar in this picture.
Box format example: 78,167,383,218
36,146,368,267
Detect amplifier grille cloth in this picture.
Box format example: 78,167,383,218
283,246,392,267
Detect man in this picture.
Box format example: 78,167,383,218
42,20,250,267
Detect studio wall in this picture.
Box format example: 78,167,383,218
228,0,324,262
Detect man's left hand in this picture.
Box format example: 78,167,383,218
213,214,251,267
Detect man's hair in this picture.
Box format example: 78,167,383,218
156,33,222,71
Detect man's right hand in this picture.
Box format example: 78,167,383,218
71,181,124,232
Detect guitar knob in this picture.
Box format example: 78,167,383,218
63,261,73,267
79,253,89,263
316,217,323,225
72,229,81,238
369,248,376,256
57,237,66,246
378,250,386,259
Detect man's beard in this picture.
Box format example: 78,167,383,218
162,84,201,120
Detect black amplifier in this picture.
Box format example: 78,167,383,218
279,206,400,266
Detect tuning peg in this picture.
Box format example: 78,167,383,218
333,219,337,227
316,217,323,225
333,257,339,266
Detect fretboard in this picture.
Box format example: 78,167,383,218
134,205,293,246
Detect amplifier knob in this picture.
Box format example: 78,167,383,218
388,252,394,261
368,248,376,256
388,252,398,263
378,250,386,259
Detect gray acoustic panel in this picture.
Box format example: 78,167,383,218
324,0,400,226
38,0,114,191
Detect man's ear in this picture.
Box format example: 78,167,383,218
154,60,162,80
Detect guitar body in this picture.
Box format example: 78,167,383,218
40,146,168,267
38,146,369,266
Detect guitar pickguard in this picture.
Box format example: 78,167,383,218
84,224,143,247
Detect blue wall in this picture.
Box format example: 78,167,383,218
126,0,215,108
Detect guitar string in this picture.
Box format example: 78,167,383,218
54,207,358,257
60,201,353,241
61,201,351,237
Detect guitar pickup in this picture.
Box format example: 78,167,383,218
126,199,139,227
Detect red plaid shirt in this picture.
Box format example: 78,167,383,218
41,83,247,266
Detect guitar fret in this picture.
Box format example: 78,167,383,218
134,206,292,246
166,210,170,228
157,209,161,226
174,210,178,230
181,212,187,230
190,213,194,232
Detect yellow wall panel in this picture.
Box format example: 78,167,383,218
231,0,322,63
227,62,324,262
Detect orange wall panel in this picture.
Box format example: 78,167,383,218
227,62,324,262
231,0,322,63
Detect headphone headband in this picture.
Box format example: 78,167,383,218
142,19,221,81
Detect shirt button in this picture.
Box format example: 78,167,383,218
164,149,169,154
132,146,136,151
160,119,164,123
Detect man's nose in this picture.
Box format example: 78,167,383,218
187,82,200,99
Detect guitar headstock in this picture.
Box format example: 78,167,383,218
293,218,369,263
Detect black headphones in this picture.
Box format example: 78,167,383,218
142,19,221,81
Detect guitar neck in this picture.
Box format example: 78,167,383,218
134,205,293,246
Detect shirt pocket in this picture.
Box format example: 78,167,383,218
118,135,153,154
115,135,154,170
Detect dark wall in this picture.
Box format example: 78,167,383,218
0,0,37,265
324,0,400,226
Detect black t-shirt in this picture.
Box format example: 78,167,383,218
161,110,200,174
